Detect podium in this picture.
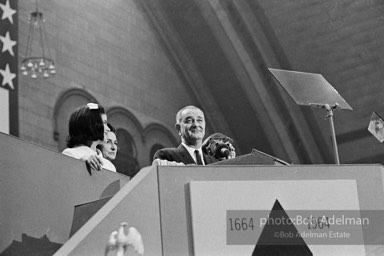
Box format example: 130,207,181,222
1,132,384,255
54,165,384,256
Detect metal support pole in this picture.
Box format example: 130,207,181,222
325,104,340,164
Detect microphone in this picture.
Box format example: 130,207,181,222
208,141,230,159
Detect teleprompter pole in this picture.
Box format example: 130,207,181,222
325,104,340,165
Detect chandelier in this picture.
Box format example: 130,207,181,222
20,0,56,78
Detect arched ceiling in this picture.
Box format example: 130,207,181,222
135,0,384,165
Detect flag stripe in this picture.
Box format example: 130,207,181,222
0,0,18,136
0,87,9,133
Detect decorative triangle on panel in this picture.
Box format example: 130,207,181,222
252,199,312,256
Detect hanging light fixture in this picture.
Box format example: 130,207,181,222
20,0,56,79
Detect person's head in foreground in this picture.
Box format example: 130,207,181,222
202,132,236,160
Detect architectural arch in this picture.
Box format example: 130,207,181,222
113,128,141,178
106,106,145,170
144,123,178,163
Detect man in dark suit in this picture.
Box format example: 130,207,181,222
153,105,217,166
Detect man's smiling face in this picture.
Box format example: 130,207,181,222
177,107,205,146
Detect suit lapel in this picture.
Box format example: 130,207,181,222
177,144,196,165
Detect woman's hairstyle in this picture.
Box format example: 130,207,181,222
106,123,116,133
66,103,106,148
96,123,117,152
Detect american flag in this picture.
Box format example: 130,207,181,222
0,0,18,136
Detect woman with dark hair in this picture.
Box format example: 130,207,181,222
62,103,116,173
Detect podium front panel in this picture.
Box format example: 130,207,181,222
157,165,384,256
189,180,364,255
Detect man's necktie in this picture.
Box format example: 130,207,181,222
194,150,204,165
